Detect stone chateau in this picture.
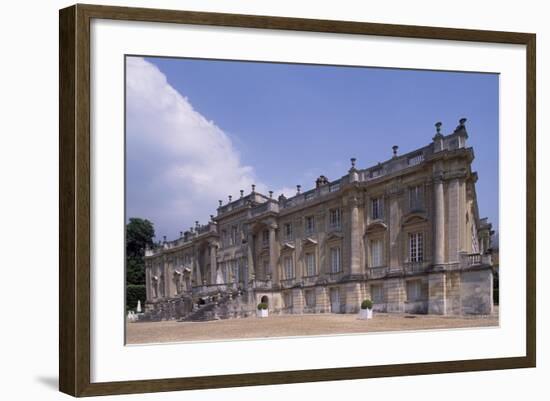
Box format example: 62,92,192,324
143,118,495,321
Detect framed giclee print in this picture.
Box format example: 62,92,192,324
59,3,536,397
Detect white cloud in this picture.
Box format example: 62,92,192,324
126,57,267,238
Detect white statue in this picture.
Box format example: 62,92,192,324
136,300,142,313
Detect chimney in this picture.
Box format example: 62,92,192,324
163,235,167,243
240,189,244,198
218,200,222,207
269,190,273,198
251,184,256,193
296,185,301,194
228,195,232,202
179,231,183,237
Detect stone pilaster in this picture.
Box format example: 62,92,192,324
384,278,405,313
193,248,201,286
268,222,279,283
291,288,304,314
349,195,362,275
388,193,401,269
165,258,176,298
209,241,218,285
145,266,151,301
315,286,329,313
448,178,461,262
428,272,447,314
433,177,445,265
247,233,255,282
344,282,363,313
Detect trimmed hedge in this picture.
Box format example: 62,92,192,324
126,284,146,311
361,299,373,309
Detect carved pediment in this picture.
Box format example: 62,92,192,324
365,221,388,233
281,242,295,251
302,237,318,246
402,212,428,226
326,232,344,241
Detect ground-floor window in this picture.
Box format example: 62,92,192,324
284,292,293,308
406,280,422,301
370,284,384,303
305,289,316,307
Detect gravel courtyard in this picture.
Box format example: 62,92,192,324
126,311,498,344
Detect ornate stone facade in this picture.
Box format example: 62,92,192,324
143,119,495,320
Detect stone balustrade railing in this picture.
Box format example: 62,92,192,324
366,266,389,279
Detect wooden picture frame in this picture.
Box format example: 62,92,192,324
59,3,536,397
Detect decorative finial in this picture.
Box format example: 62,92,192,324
210,214,214,221
296,185,301,194
218,200,222,207
455,117,467,132
392,145,399,157
435,121,442,135
240,189,244,198
228,195,232,202
251,184,256,193
350,157,356,169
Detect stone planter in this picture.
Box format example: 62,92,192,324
257,309,269,318
359,308,373,320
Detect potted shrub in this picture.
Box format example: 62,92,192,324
359,299,374,319
257,302,269,318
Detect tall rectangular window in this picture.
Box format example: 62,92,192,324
330,247,341,273
409,232,424,262
305,216,315,235
233,260,240,283
305,290,316,307
329,208,341,229
284,292,293,308
371,197,383,220
305,252,316,276
284,223,293,240
230,226,238,245
406,280,422,301
284,255,294,279
370,239,384,267
263,259,270,276
370,284,384,303
409,185,424,211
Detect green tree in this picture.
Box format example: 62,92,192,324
126,217,155,286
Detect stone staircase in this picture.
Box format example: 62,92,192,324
180,290,253,322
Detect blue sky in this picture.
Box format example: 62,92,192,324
126,56,499,240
